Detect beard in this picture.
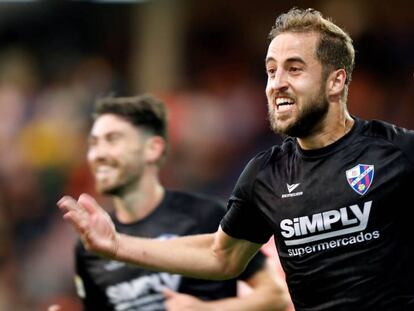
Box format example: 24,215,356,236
268,83,329,138
95,164,144,197
98,178,135,197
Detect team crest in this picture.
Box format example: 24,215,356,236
346,164,374,195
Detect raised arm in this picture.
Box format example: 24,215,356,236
58,193,262,280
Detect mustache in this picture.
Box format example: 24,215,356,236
272,92,295,99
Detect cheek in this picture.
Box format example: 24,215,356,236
123,149,144,167
265,83,273,98
86,150,96,165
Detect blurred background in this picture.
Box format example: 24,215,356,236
0,0,413,310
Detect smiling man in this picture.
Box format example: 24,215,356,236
58,8,414,311
64,94,288,311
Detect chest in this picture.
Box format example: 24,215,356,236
254,144,411,256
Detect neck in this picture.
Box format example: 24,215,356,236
297,105,354,150
113,172,165,224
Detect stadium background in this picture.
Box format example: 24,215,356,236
0,0,412,310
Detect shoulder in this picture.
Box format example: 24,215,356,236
243,145,279,173
167,190,225,207
237,142,291,184
360,119,414,151
166,190,226,216
361,119,414,140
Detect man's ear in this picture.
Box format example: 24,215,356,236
327,68,346,98
144,136,166,164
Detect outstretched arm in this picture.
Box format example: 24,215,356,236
58,193,262,280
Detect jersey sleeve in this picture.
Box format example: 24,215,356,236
220,152,274,244
74,241,109,311
369,120,414,167
388,124,414,166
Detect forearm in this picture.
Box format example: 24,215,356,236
115,232,234,280
58,195,259,281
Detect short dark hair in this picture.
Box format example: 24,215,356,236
93,94,168,163
269,8,355,98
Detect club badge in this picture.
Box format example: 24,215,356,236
346,164,374,195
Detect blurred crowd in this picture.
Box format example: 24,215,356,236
0,42,276,311
0,1,413,310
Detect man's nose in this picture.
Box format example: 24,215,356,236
271,69,289,92
88,143,108,162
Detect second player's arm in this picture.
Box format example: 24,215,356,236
59,193,262,280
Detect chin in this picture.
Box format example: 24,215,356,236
96,183,117,195
100,188,121,196
272,120,295,136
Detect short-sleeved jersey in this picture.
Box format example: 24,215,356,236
221,117,414,311
75,190,266,311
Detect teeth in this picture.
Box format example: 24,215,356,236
96,166,113,173
276,98,294,105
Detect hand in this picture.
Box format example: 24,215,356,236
57,193,119,258
163,288,214,311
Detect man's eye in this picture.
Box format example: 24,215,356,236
266,68,275,76
106,133,122,143
290,67,301,72
107,137,119,143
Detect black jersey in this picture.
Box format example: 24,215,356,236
221,117,414,311
75,190,266,311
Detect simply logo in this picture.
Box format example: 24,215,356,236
346,164,374,195
280,201,373,246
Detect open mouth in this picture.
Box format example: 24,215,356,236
94,165,116,179
276,97,295,112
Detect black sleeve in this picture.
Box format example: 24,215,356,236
74,241,110,311
220,152,274,244
369,120,414,167
388,124,414,167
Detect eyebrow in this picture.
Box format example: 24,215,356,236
88,130,122,141
265,56,306,65
265,56,275,65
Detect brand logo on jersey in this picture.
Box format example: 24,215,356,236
104,233,181,310
104,260,126,271
346,164,374,195
282,183,303,198
106,272,181,310
287,183,300,193
280,201,372,246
